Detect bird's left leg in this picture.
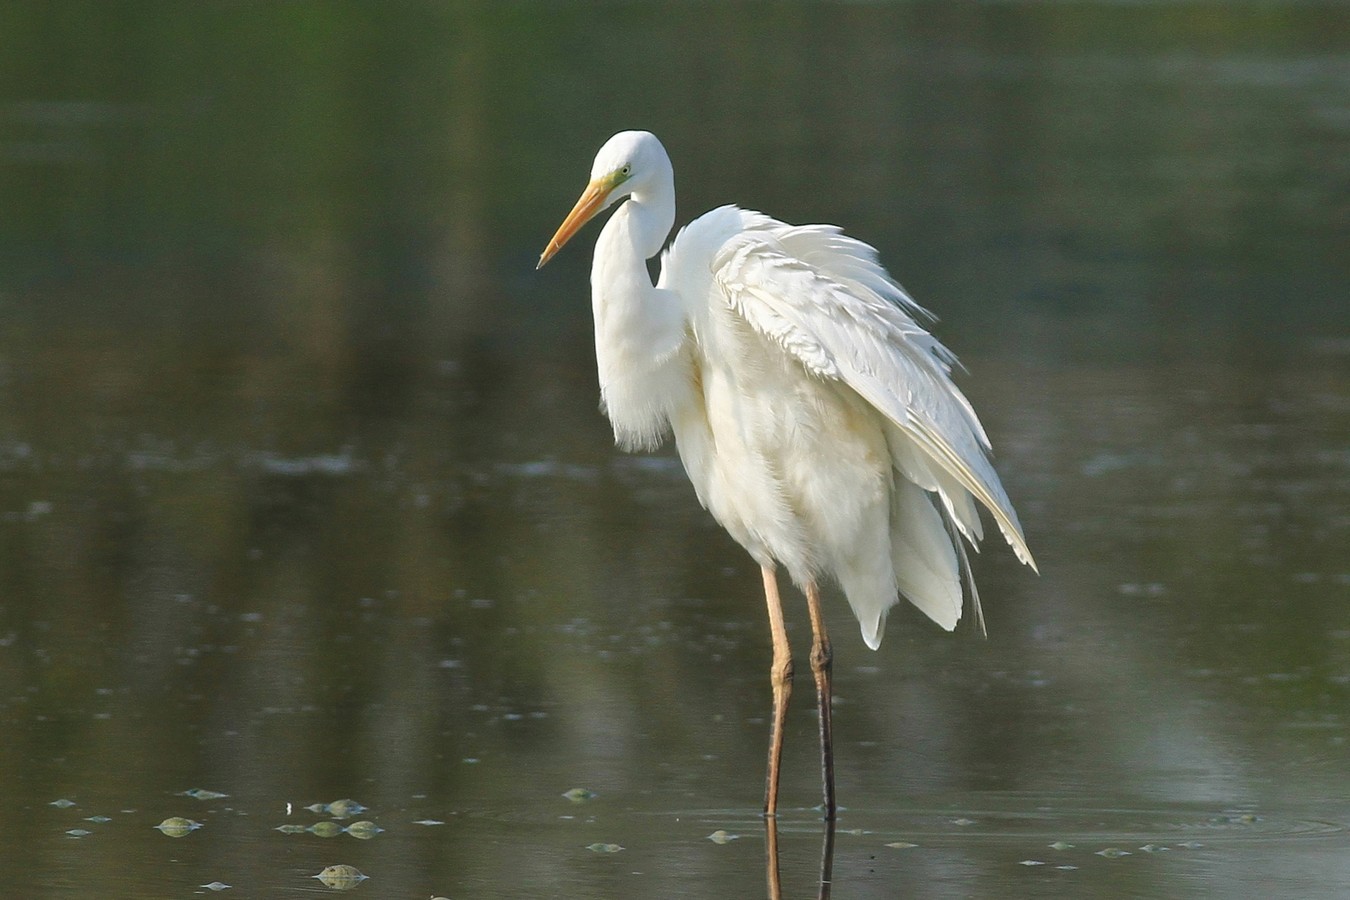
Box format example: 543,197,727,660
764,809,783,900
805,580,836,819
762,565,793,818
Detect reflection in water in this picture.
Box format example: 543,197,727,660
1,1,1348,897
766,814,782,900
765,815,836,900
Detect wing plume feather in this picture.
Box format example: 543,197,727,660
711,215,1036,572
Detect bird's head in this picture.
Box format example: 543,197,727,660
537,131,671,269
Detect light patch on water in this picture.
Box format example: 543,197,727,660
252,450,361,477
495,460,599,482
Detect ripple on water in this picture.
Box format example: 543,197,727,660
651,795,1349,850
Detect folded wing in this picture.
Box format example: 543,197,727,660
710,213,1036,574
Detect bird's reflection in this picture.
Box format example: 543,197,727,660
765,815,836,900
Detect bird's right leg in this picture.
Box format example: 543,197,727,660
805,580,836,819
762,565,793,818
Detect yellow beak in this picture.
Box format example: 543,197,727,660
537,179,614,269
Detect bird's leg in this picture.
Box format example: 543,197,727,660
762,565,793,819
764,810,783,900
805,580,836,819
817,814,837,900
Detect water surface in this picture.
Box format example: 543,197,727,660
1,2,1347,897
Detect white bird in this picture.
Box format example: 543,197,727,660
537,130,1035,819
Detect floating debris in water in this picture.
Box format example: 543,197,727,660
65,828,92,837
1095,847,1131,858
1019,860,1044,866
155,817,202,837
181,788,229,801
1056,865,1079,871
327,799,366,819
414,819,445,826
200,882,231,891
1139,844,1167,853
706,830,739,844
84,815,112,823
344,820,383,840
304,799,368,819
314,864,368,890
586,842,623,853
885,842,918,849
308,821,343,838
1048,841,1074,851
1176,841,1204,849
274,824,307,834
951,818,976,826
49,799,77,809
562,788,597,803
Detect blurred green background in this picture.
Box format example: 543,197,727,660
0,2,1347,897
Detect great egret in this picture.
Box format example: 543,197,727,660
538,131,1035,819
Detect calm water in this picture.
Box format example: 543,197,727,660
2,2,1348,897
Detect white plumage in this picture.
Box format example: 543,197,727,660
538,130,1035,817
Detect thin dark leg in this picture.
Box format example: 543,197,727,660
762,565,793,819
805,580,836,819
818,815,837,900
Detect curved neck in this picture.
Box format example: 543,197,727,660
628,174,676,261
587,163,685,451
618,180,675,261
608,147,676,264
592,180,674,297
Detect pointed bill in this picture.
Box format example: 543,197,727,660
537,179,613,269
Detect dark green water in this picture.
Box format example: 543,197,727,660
1,2,1347,897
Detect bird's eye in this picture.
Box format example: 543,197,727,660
620,164,632,177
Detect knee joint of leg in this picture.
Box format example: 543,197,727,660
772,656,795,687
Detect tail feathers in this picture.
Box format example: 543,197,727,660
890,479,961,633
858,608,888,651
837,480,984,649
945,509,986,637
